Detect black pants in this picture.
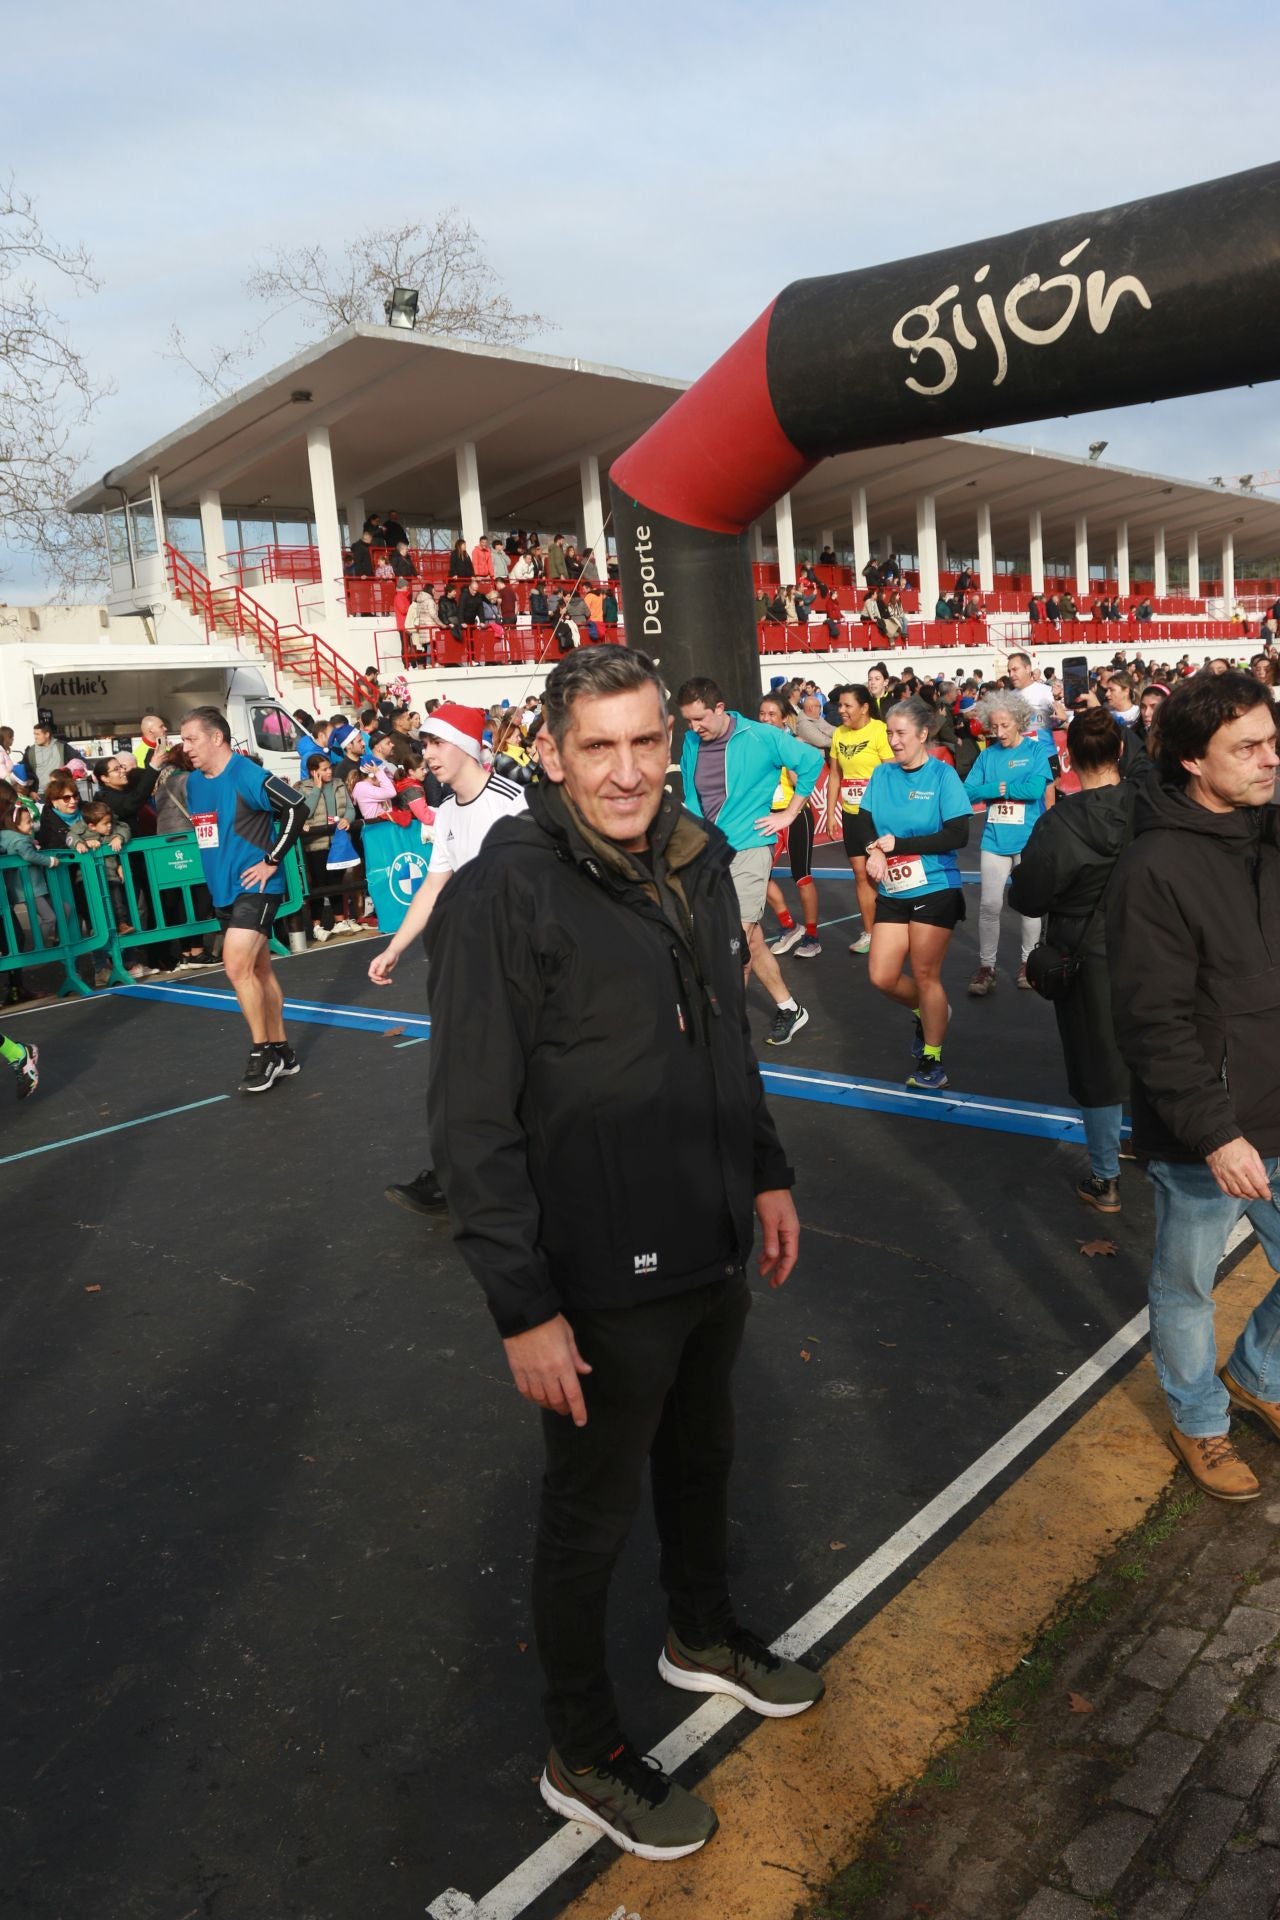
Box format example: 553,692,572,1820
533,1271,750,1766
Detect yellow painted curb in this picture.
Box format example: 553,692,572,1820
556,1246,1276,1920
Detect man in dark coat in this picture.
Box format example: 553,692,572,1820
425,646,820,1861
1108,670,1280,1504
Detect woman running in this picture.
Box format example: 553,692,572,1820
758,693,821,957
862,696,972,1091
824,685,893,956
963,691,1056,996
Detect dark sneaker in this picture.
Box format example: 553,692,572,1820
968,965,997,997
765,1004,809,1047
270,1043,301,1077
13,1043,38,1101
1077,1173,1120,1213
907,1059,949,1091
540,1742,717,1861
385,1168,447,1214
794,935,822,958
769,924,805,957
240,1047,282,1094
659,1624,824,1718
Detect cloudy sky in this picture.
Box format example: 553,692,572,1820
4,0,1279,598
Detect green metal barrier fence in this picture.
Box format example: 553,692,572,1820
0,837,307,996
99,834,306,985
0,849,114,998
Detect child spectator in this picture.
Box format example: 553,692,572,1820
67,798,133,932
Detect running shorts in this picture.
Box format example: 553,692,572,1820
214,894,280,936
874,888,966,930
841,810,877,857
786,807,815,882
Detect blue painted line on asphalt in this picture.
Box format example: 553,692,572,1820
113,984,432,1036
0,1096,229,1167
394,1038,428,1049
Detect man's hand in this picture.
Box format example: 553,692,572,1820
503,1315,593,1426
756,1188,800,1289
367,941,402,985
1206,1137,1273,1202
239,859,278,893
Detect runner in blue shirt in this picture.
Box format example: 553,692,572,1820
963,692,1056,998
862,696,972,1092
180,706,308,1094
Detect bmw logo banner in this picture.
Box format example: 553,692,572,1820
361,820,432,933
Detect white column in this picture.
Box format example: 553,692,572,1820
1223,532,1235,612
1074,514,1089,597
149,469,166,554
820,526,835,553
851,487,870,582
1154,525,1168,600
775,492,796,585
976,502,994,592
916,494,940,616
579,453,608,581
879,531,894,562
750,524,765,562
306,423,345,625
347,495,366,545
198,486,227,586
455,440,484,553
1187,530,1201,600
1116,521,1130,599
1028,508,1045,596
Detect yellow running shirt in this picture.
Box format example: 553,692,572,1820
830,719,892,814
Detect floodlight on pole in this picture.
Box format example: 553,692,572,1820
1087,440,1108,461
385,287,420,331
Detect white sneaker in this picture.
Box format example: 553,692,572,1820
769,925,805,957
312,924,331,944
129,963,159,978
849,932,872,955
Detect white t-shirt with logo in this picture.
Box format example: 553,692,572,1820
1019,679,1057,727
428,771,527,875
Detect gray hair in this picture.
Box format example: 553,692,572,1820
543,645,668,746
972,691,1033,735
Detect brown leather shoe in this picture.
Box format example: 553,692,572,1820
1219,1367,1280,1444
1167,1427,1260,1502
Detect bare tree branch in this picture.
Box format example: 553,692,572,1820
0,175,108,592
162,323,257,403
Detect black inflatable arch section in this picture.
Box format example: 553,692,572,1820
610,163,1280,716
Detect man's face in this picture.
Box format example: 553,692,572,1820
540,685,672,851
1008,658,1031,688
422,736,472,786
141,715,166,744
33,726,51,745
392,711,411,734
1106,681,1130,711
180,720,220,772
679,699,730,742
1185,704,1279,811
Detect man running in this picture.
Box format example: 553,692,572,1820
368,703,526,1213
677,676,823,1046
180,707,308,1094
1,1034,38,1099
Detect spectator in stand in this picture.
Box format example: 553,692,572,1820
97,749,165,832
819,544,837,567
1028,593,1045,624
1044,592,1061,626
961,593,985,621
1106,673,1141,727
347,530,375,578
294,717,335,782
1134,596,1154,622
510,548,534,582
20,721,65,791
582,584,605,640
363,513,384,541
134,713,169,767
754,588,772,625
459,582,489,629
489,539,510,583
299,754,359,940
545,533,569,583
933,591,954,622
413,584,442,636
1250,654,1277,688
880,553,902,585
954,565,974,596
437,584,463,641
498,582,518,628
861,556,883,594
67,800,132,932
796,690,834,750
1059,587,1079,621
0,793,61,946
603,585,619,628
39,771,85,851
0,726,13,781
389,539,416,582
472,536,496,583
450,536,474,584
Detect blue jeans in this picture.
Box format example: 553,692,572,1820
1148,1157,1280,1436
1081,1103,1124,1180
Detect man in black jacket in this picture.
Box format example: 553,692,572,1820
425,647,820,1861
1109,671,1280,1503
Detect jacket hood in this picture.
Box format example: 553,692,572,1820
1134,780,1273,844
1055,782,1140,858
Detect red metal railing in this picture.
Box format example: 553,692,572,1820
166,545,377,711
221,544,324,586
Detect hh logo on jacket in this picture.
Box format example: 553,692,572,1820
634,1252,658,1275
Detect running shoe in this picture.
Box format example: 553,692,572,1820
270,1044,301,1078
659,1624,824,1718
312,924,331,944
968,965,997,996
385,1168,447,1214
13,1043,38,1101
1077,1173,1121,1213
907,1059,949,1091
849,932,872,955
240,1047,282,1094
765,1004,809,1046
769,925,805,957
128,963,160,979
540,1743,717,1860
794,935,822,958
1017,963,1033,990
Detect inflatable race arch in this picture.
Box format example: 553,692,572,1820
610,162,1280,713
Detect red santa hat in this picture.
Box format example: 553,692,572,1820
420,703,486,763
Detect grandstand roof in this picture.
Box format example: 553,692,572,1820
70,324,1280,557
